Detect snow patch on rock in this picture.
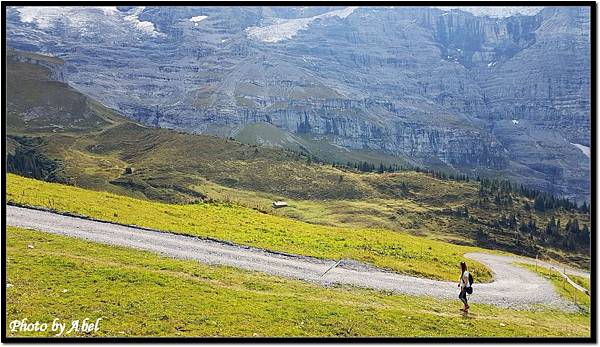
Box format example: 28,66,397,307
246,7,358,43
17,7,101,29
190,15,207,27
15,6,164,37
190,15,207,22
124,7,164,37
570,143,590,158
434,7,544,18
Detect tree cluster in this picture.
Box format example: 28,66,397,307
7,136,64,183
478,178,587,213
492,213,590,252
332,161,408,173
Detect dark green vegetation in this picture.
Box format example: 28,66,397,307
5,50,590,269
6,135,64,182
6,227,590,337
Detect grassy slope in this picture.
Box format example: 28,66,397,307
6,227,590,337
6,57,113,134
7,173,492,282
572,275,591,292
11,120,590,267
10,121,590,269
233,122,416,168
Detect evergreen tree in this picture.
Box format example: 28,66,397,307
533,194,545,212
545,217,557,235
580,225,590,244
568,219,580,234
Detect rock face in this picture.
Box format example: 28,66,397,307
6,6,591,201
6,49,65,82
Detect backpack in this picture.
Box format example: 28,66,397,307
468,272,474,286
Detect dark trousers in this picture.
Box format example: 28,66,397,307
459,288,468,306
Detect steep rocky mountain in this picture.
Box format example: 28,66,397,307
5,6,591,202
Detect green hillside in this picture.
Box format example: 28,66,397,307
7,173,493,282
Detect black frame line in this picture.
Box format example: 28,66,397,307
1,0,596,343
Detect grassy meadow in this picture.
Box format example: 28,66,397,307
6,173,493,282
5,227,591,337
8,118,590,268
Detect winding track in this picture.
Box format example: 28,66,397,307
7,205,588,311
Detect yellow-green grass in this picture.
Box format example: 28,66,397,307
187,168,589,254
7,173,493,282
518,264,590,309
6,227,590,337
189,178,441,236
191,178,587,256
571,275,591,292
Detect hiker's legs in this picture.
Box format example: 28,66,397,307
459,289,468,308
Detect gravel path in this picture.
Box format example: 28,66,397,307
7,205,587,311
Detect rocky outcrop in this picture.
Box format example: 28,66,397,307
6,50,65,82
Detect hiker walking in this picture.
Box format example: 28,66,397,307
458,261,473,313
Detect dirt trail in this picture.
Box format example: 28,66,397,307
7,205,587,311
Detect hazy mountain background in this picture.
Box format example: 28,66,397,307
6,5,591,202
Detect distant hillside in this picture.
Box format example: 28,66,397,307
5,50,590,268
